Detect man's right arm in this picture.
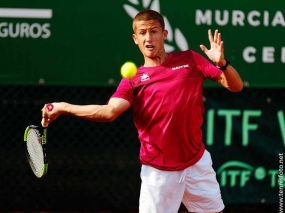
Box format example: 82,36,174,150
41,97,131,126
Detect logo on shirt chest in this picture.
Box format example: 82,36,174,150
140,73,150,82
172,64,189,70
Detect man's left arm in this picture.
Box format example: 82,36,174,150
215,61,243,92
200,29,243,92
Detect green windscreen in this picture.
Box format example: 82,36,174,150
0,0,284,87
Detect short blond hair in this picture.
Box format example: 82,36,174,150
132,10,165,32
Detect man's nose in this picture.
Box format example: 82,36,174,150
145,32,152,41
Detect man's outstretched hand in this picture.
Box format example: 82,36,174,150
200,29,226,67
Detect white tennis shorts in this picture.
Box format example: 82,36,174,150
139,150,224,213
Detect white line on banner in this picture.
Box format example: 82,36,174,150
0,8,52,19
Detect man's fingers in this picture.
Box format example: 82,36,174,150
210,29,222,45
42,105,49,118
213,29,219,43
41,118,48,127
41,117,53,127
217,32,222,45
41,103,55,127
208,29,213,43
42,103,54,117
200,44,208,53
221,41,224,54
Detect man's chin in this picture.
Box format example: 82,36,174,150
143,53,157,59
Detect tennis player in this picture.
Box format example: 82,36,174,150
42,9,243,213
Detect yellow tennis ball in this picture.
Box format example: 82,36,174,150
120,61,137,79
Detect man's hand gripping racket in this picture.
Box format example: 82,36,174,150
23,103,54,178
41,103,55,127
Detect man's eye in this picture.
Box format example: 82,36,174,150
139,32,145,35
151,30,157,34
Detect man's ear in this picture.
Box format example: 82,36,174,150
132,34,138,45
163,30,168,40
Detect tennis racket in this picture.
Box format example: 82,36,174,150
24,125,48,178
23,103,53,178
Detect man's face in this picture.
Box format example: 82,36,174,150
132,20,168,59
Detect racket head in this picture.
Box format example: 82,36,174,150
24,125,48,178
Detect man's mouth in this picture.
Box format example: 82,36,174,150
146,45,154,50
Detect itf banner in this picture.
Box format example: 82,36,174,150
203,88,284,204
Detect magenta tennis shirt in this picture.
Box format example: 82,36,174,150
111,50,222,171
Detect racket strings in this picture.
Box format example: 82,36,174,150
26,129,45,177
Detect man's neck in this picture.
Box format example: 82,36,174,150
144,53,168,67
